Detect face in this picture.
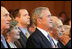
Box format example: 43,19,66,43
40,9,53,28
52,17,64,39
57,24,64,38
1,7,11,30
10,26,20,39
19,9,30,26
63,25,70,36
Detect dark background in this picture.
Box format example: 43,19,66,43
1,1,71,18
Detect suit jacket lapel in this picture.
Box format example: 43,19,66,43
19,27,27,40
57,40,63,48
20,31,27,41
14,40,22,48
36,28,52,48
18,29,27,48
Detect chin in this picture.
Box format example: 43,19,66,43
49,25,53,28
5,26,10,29
17,36,20,39
27,22,30,25
14,36,20,39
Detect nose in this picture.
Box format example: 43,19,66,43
27,15,30,19
50,16,53,22
61,27,65,33
7,15,11,21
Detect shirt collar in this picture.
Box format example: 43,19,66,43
52,37,58,45
37,27,49,38
19,27,27,32
19,27,30,36
19,27,27,30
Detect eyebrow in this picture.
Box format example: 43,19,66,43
23,14,28,16
4,13,9,16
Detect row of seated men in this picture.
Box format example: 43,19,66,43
1,6,71,48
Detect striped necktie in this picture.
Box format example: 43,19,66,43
47,34,56,48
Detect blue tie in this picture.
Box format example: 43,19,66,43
47,34,54,48
1,35,8,48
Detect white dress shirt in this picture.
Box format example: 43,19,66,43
52,38,58,47
8,42,17,48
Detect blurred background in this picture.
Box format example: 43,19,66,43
1,1,71,25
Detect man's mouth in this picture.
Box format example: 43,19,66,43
28,19,30,21
16,34,20,36
49,22,53,23
59,32,63,36
6,23,10,25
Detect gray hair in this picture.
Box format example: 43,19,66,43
31,7,49,26
52,16,63,28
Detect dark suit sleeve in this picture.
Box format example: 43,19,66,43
1,42,4,48
26,35,41,48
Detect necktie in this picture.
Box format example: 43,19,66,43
26,32,30,38
57,42,61,48
1,35,8,48
47,34,56,48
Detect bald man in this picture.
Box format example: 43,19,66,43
1,6,11,48
51,16,64,40
51,16,71,48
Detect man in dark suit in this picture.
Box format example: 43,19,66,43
17,30,27,48
12,9,30,48
1,6,11,48
26,7,60,48
26,28,53,48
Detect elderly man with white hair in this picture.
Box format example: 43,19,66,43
51,16,71,48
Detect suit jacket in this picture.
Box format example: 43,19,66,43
65,40,71,48
1,42,4,48
14,40,22,48
58,40,71,48
1,41,10,48
17,31,27,48
26,28,61,48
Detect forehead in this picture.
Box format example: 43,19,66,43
42,9,51,15
53,19,63,27
62,25,70,29
1,7,9,15
57,21,63,27
19,9,28,15
52,17,63,25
